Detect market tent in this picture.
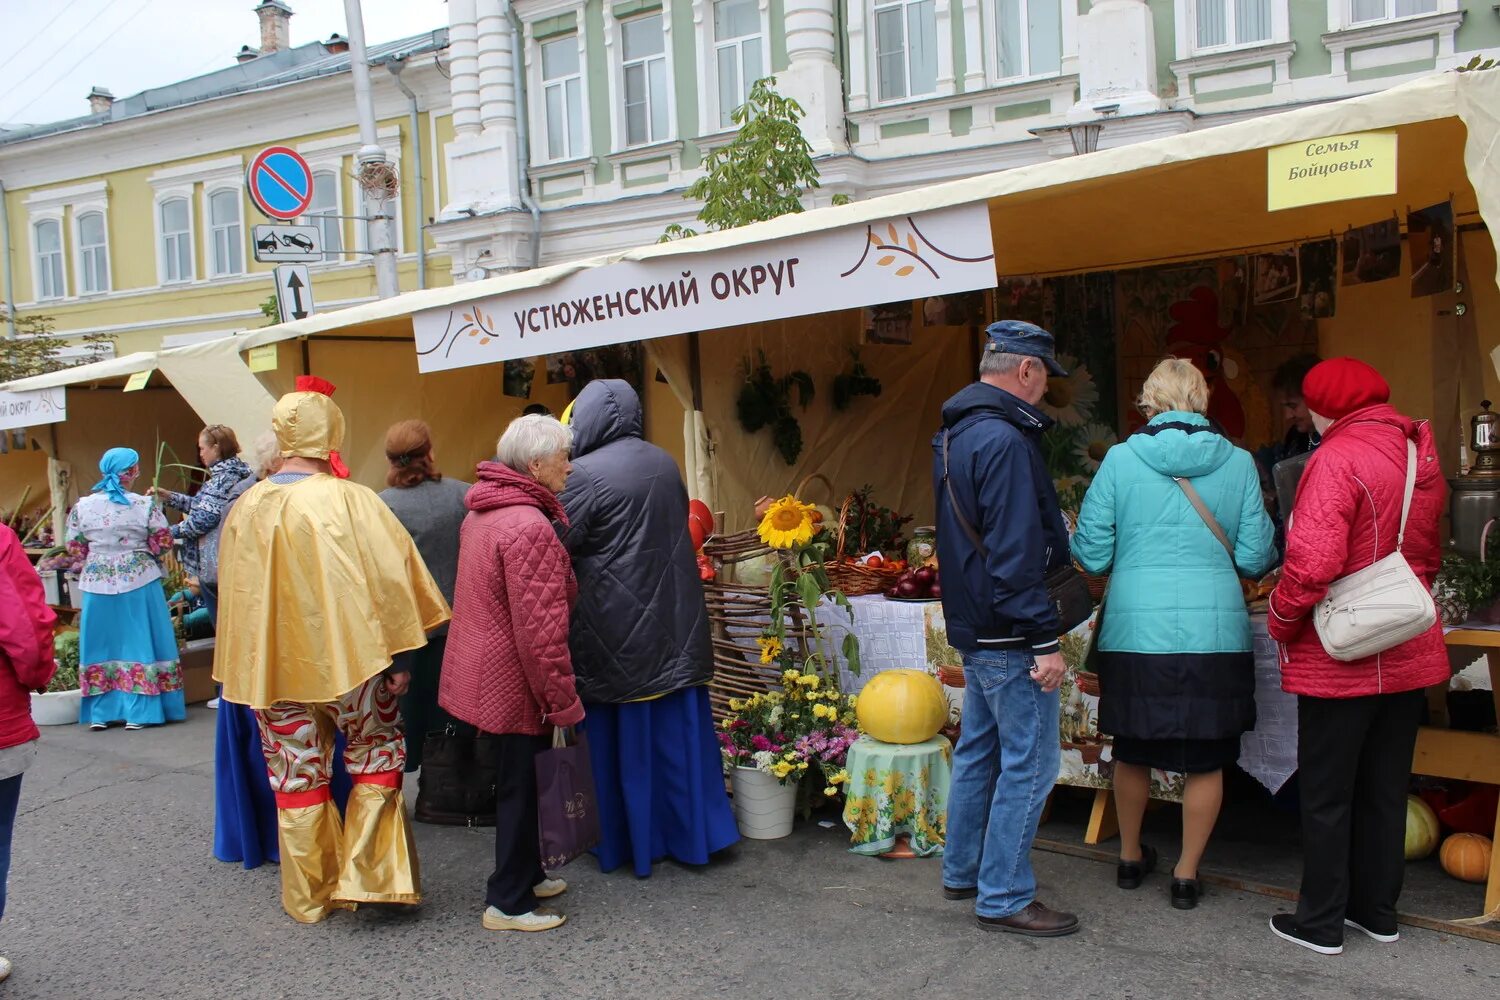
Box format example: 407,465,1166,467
5,70,1497,525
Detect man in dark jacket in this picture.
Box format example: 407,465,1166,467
933,320,1078,937
560,379,738,875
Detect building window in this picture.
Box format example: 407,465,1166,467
77,211,109,295
713,0,763,128
305,169,342,263
994,0,1062,79
621,13,669,146
874,0,938,102
1349,0,1436,23
33,220,64,300
208,189,244,277
160,197,193,283
1193,0,1271,49
541,36,585,159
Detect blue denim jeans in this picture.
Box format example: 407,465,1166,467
941,648,1060,918
0,773,22,922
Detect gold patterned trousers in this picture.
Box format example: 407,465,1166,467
255,675,421,923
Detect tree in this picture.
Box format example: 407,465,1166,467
663,77,846,241
0,311,112,384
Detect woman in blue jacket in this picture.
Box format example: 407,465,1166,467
1072,358,1276,910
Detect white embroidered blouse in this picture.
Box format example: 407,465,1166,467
65,493,173,595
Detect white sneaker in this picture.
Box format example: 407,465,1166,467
483,906,566,932
0,955,12,982
124,723,145,731
88,723,106,732
206,698,221,709
534,877,567,899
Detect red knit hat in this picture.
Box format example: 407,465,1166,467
1302,357,1390,421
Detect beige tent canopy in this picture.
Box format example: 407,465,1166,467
7,69,1498,527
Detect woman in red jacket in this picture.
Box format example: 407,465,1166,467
0,524,59,982
1266,358,1449,955
439,414,585,933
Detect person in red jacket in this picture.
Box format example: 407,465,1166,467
0,523,59,983
1266,358,1449,955
440,414,585,933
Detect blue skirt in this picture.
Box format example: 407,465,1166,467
78,581,186,728
584,685,739,877
213,699,353,869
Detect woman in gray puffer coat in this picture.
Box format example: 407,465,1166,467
560,379,738,876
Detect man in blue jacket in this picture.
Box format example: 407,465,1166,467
932,320,1078,937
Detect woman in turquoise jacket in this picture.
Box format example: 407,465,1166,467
1072,358,1276,910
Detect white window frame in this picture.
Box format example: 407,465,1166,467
539,32,589,162
847,0,955,112
296,130,404,256
30,216,66,302
1331,0,1446,30
22,180,109,304
603,2,680,152
299,165,346,266
521,0,594,172
73,205,111,297
873,0,940,103
982,0,1078,86
155,192,196,286
1176,0,1288,57
692,0,772,136
205,186,246,278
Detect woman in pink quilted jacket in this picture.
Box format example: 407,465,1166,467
1266,358,1448,956
439,415,584,934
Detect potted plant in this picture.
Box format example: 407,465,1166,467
1436,554,1500,626
718,675,860,839
32,630,81,726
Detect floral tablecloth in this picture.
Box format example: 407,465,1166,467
841,734,952,856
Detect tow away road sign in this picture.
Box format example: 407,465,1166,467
273,264,314,323
253,224,322,263
247,145,315,220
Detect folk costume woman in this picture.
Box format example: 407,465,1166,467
67,447,186,730
213,376,449,923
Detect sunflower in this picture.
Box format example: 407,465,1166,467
1074,423,1118,473
758,495,816,550
757,635,784,664
1037,355,1098,427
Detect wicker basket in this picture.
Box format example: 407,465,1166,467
824,494,905,597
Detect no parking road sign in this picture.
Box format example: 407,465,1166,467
247,146,315,221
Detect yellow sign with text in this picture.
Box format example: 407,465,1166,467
123,370,152,392
247,343,279,373
1267,131,1397,211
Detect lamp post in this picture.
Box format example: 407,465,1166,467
344,0,400,299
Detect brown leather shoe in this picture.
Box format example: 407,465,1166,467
976,900,1080,937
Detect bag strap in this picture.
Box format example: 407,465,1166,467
1396,439,1417,551
1173,477,1236,567
942,429,990,561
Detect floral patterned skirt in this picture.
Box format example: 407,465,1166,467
78,581,185,727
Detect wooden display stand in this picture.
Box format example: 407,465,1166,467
1426,631,1500,918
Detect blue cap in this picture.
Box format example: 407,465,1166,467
984,320,1069,377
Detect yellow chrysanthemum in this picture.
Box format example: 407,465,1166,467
771,761,794,778
782,669,801,683
831,769,849,785
824,786,838,797
797,674,820,688
758,495,816,550
757,636,783,664
728,698,745,712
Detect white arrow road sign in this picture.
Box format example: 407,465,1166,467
253,224,323,263
273,264,314,323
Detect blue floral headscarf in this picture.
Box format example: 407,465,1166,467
93,447,140,505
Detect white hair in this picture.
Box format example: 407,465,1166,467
979,349,1027,378
251,431,281,479
497,414,573,474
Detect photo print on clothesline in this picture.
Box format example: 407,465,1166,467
1341,218,1402,286
1408,200,1455,299
1252,247,1300,305
503,358,536,399
1298,239,1338,320
862,301,915,344
920,291,986,328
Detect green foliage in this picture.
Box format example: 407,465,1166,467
1457,55,1498,73
662,77,829,241
846,485,912,554
736,351,815,465
49,631,80,693
1438,554,1500,612
260,294,279,326
832,348,882,411
0,311,112,383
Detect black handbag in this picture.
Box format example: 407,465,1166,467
414,722,498,827
941,429,1093,637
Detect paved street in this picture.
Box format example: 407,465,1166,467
3,708,1496,1000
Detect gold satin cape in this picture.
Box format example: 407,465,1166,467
212,474,451,707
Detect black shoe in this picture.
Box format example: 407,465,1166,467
1117,844,1158,889
1269,913,1343,955
1344,915,1399,943
1170,878,1200,910
942,884,978,900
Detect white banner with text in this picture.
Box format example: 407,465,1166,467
0,388,66,432
413,203,996,373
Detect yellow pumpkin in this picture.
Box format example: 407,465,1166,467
1404,795,1440,860
856,669,948,745
1439,832,1493,883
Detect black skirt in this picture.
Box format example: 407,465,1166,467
1111,735,1242,774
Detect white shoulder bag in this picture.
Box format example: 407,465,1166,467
1313,440,1436,662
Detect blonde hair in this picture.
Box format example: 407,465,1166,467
1138,358,1210,418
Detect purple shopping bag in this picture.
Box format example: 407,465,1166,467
536,726,600,869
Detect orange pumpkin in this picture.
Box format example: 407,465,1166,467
1439,832,1493,883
